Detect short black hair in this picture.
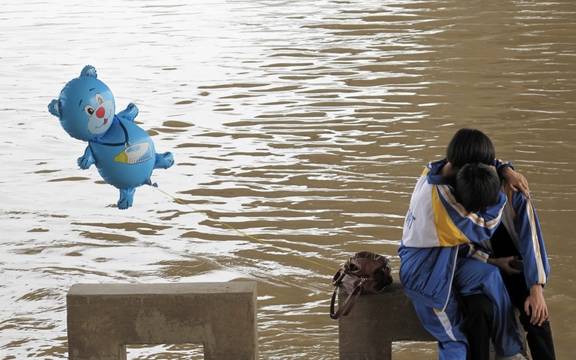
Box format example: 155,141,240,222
455,163,501,213
447,129,495,169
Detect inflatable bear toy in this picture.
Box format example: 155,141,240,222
48,65,174,209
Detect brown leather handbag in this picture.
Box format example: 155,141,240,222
329,251,393,320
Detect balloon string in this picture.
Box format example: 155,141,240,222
152,185,337,273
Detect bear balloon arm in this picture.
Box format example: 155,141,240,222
154,152,174,169
117,103,139,122
77,146,96,169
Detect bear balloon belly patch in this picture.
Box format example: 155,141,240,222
114,143,153,164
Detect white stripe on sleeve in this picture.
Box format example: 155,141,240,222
526,201,547,284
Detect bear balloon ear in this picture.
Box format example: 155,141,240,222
80,65,97,78
48,99,61,117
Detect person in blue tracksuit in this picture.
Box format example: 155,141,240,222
470,188,556,359
399,129,528,359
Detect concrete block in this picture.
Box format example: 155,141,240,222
67,282,257,360
338,282,434,360
337,282,518,359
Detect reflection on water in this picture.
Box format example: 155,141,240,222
1,0,575,358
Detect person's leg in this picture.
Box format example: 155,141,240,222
410,294,468,360
502,274,556,360
461,294,494,360
454,258,524,357
493,224,556,359
523,319,555,360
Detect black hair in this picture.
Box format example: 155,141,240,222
446,129,495,170
455,163,501,213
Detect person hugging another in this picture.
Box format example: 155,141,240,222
399,128,528,360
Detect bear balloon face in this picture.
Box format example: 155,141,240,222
48,65,115,141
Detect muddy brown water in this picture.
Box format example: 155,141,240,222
1,0,575,358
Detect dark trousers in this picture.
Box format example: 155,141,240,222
491,225,556,360
461,294,493,360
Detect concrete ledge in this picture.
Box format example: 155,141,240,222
338,282,434,360
67,282,257,360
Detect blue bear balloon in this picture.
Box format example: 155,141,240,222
48,65,174,209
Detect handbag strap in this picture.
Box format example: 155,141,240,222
329,278,365,320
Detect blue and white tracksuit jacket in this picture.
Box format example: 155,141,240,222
398,160,524,359
483,190,550,289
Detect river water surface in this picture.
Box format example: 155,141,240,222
1,0,575,358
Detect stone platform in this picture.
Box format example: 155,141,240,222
67,282,257,360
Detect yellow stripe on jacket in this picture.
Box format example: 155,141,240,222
431,186,469,247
